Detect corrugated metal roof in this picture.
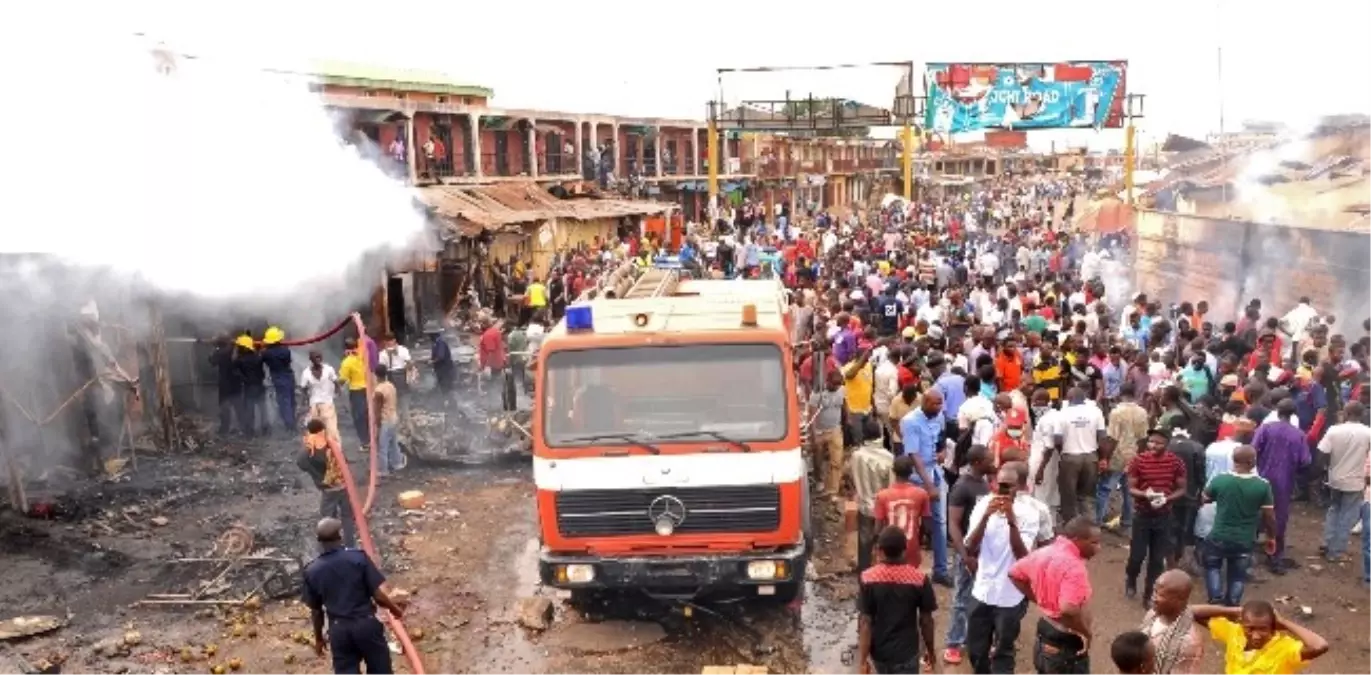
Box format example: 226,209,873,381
416,183,673,235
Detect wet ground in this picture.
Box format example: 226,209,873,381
3,429,1369,674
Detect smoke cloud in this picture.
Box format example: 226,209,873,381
0,31,430,474
2,31,426,304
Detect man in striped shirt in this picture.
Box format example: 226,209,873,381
851,441,895,573
1126,428,1188,606
875,456,933,570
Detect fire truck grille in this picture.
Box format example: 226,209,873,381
555,485,782,537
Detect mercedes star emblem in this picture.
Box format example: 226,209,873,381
648,495,687,536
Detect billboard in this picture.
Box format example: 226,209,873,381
924,62,1127,134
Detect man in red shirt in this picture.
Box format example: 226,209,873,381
874,456,932,569
477,318,507,393
1125,428,1187,605
797,340,840,398
1010,516,1100,674
995,336,1025,393
989,408,1031,467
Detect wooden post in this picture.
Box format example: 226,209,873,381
147,304,179,450
2,439,26,513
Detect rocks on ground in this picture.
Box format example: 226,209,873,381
516,597,554,631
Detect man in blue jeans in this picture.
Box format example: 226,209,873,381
372,366,406,477
1200,445,1276,605
901,389,952,586
1316,401,1370,564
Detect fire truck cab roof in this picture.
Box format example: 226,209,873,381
548,278,789,337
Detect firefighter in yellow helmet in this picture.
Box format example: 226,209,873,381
233,332,267,438
261,326,296,433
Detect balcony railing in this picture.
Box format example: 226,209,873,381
537,153,578,176
831,158,857,172
755,157,791,178
683,157,697,175
481,151,531,177
416,154,468,180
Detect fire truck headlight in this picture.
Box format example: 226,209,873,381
747,560,786,581
654,516,676,537
559,564,595,584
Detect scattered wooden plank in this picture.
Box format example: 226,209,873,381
134,599,246,607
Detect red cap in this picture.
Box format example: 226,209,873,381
1005,409,1028,427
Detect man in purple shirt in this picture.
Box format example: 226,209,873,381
362,333,380,371
1252,399,1310,573
833,313,859,365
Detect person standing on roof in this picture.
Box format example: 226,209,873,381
261,326,295,434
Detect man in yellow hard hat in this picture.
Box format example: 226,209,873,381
261,326,296,434
233,333,267,438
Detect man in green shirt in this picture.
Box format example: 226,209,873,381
507,323,529,396
1200,445,1276,606
1022,304,1049,335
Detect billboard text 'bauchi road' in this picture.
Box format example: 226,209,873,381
924,62,1128,134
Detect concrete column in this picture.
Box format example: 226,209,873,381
611,123,620,174
527,118,539,178
404,115,417,184
719,128,730,175
653,126,663,178
469,113,483,179
690,127,701,176
573,120,583,177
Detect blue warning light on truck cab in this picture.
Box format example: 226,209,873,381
564,305,595,333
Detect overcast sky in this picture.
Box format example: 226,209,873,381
15,0,1371,149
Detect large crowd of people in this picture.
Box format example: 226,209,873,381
379,173,1367,674
696,177,1364,674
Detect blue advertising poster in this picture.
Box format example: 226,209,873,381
924,62,1125,134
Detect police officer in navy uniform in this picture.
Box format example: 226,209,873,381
302,518,405,674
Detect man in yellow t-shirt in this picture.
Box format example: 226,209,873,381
1193,600,1329,674
526,276,548,311
338,339,371,448
843,349,875,449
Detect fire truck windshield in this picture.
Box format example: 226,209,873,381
541,343,789,448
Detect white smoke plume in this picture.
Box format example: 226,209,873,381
2,31,426,303
0,30,430,472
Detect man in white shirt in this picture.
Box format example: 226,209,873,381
911,285,931,311
873,351,901,450
1028,389,1062,512
1319,402,1371,560
963,462,1054,674
1047,387,1107,522
377,334,413,407
917,302,944,326
299,350,342,442
977,250,1000,285
1280,297,1319,354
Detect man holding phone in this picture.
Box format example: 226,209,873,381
964,462,1055,674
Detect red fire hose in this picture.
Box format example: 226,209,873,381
273,313,425,674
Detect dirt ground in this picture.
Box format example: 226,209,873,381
3,431,1369,674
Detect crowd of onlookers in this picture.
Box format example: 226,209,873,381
709,178,1361,674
